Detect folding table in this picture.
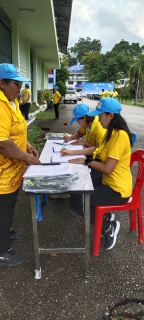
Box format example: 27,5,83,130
24,139,94,279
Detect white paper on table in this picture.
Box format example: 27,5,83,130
51,154,85,163
51,139,77,145
53,145,83,153
23,164,73,178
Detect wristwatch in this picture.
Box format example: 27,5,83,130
85,157,92,167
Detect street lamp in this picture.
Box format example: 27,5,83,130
135,58,141,101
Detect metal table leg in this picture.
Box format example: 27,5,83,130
30,195,41,279
84,194,90,277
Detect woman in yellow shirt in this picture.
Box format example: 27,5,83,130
64,104,106,148
68,98,132,251
0,63,41,268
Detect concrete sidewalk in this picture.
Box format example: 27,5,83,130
0,98,144,320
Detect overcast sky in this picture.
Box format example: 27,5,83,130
68,0,144,53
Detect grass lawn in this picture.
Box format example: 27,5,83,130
27,104,64,153
36,110,54,120
28,125,45,154
119,98,144,107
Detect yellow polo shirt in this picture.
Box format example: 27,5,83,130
100,91,105,98
0,91,27,194
105,91,112,98
112,90,118,98
53,91,61,104
21,88,31,103
79,116,106,146
94,129,132,197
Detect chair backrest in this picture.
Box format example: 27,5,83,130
131,132,138,147
130,150,144,202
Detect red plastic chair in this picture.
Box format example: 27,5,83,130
93,149,144,256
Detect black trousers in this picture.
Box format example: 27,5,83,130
69,170,129,232
0,189,19,252
53,103,59,119
23,103,30,120
20,104,24,115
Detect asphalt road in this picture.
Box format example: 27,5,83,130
0,98,144,320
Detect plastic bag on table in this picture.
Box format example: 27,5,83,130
23,164,91,193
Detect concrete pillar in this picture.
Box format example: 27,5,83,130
26,39,30,79
41,62,44,90
11,21,19,67
32,50,37,103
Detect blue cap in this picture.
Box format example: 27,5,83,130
0,63,31,82
87,98,122,116
54,86,58,90
69,104,90,125
25,83,29,88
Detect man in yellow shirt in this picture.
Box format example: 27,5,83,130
112,88,118,98
105,90,112,98
53,85,61,119
50,103,106,199
99,89,105,98
21,83,31,120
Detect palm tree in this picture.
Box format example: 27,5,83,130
129,56,144,99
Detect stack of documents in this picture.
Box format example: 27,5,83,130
22,164,91,193
51,154,85,163
45,133,65,139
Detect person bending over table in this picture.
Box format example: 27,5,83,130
0,63,41,268
50,103,106,200
64,104,106,148
67,98,133,251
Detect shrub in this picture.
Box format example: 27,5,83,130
38,90,45,105
44,89,52,101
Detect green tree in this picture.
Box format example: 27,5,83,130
67,49,77,67
112,39,131,54
56,55,70,83
81,51,101,81
56,81,67,97
82,50,132,83
129,42,142,56
112,39,142,57
129,55,144,99
68,37,102,64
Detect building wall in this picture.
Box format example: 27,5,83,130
0,11,50,104
117,78,130,88
66,70,88,92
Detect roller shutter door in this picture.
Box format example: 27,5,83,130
0,19,11,63
19,33,27,78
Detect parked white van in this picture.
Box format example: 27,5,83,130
64,90,77,104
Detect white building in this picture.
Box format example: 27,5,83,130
0,0,73,103
66,65,88,93
117,78,130,88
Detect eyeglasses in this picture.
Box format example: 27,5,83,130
10,80,23,87
4,79,23,87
